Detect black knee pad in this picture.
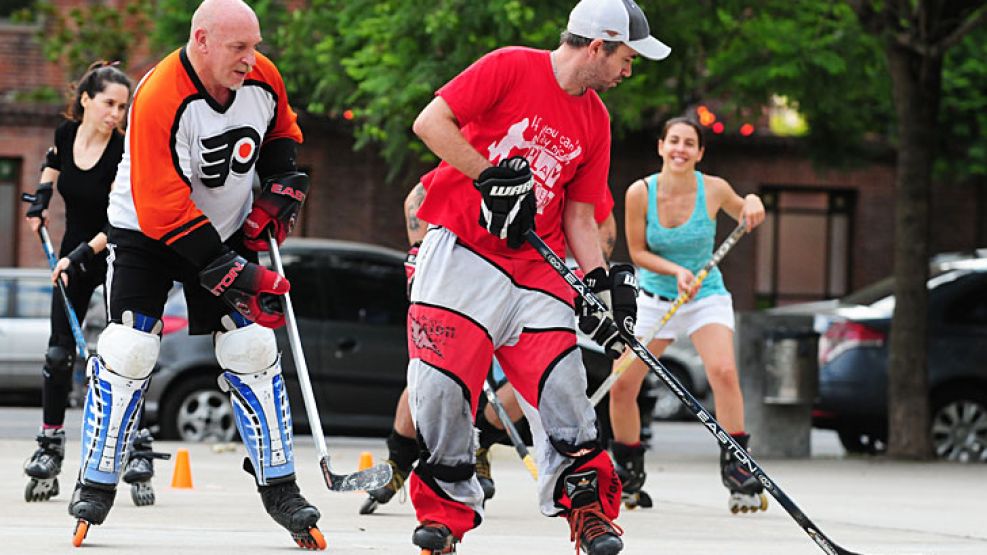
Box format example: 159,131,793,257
386,430,420,472
43,345,75,387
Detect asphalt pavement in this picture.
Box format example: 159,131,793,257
0,406,984,554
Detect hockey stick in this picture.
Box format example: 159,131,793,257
267,233,393,492
20,193,88,360
525,229,863,555
588,223,747,406
481,378,538,480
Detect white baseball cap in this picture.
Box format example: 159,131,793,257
567,0,671,60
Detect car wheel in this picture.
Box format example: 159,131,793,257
650,362,693,421
837,429,886,455
931,387,987,462
159,371,237,442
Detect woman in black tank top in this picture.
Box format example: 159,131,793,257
22,62,131,502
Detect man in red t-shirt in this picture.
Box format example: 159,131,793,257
404,0,670,553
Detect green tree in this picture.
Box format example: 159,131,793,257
35,0,152,77
847,0,987,460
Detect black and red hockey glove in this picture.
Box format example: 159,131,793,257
474,156,536,249
404,242,420,299
243,171,309,251
199,251,290,328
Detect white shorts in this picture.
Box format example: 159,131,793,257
633,292,735,341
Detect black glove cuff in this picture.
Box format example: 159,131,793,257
256,138,298,180
67,243,95,266
584,267,609,293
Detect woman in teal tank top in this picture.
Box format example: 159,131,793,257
608,117,768,514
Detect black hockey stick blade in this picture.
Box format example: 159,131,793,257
320,457,393,492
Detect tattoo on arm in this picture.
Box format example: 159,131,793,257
405,183,425,233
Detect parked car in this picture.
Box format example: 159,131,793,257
132,238,704,442
0,268,53,400
811,257,987,462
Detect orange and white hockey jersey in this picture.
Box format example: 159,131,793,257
108,48,302,259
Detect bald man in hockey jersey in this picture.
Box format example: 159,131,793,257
69,0,325,550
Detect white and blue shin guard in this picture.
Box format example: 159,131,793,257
216,313,295,485
79,312,161,487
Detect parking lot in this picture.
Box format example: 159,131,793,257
1,407,985,554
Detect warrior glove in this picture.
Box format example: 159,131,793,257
199,251,290,329
404,242,420,299
474,156,536,249
243,171,309,251
577,265,638,359
24,182,54,219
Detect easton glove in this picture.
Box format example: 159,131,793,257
474,156,536,249
243,171,309,251
199,251,290,328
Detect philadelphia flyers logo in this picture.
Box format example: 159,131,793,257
199,126,262,188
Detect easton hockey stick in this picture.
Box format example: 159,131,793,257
588,223,747,406
268,233,392,492
525,229,864,555
20,193,88,360
482,378,538,480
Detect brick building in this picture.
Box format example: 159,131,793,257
1,3,981,311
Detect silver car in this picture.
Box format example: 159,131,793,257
0,268,58,396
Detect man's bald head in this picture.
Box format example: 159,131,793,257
190,0,259,39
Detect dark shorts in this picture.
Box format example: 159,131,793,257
105,227,258,335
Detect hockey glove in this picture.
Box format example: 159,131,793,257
608,264,638,337
57,242,96,284
24,182,54,219
243,171,309,251
199,251,290,329
474,156,536,249
404,242,420,299
577,267,626,359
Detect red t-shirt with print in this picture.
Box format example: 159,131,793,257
416,46,612,259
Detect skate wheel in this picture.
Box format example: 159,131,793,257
25,477,58,502
130,482,155,506
72,520,90,547
623,501,637,510
758,493,769,512
292,526,327,550
358,497,379,515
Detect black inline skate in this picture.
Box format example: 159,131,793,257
360,431,418,515
69,481,117,547
259,478,326,550
721,433,768,514
611,442,652,510
122,428,171,506
564,470,623,555
24,428,65,502
413,521,458,554
474,446,496,501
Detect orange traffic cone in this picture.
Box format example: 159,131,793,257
171,448,193,489
358,451,374,471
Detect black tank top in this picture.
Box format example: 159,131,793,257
49,120,124,256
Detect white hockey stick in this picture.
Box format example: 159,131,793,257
268,233,392,492
588,223,747,406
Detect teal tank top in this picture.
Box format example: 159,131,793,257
638,171,728,300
